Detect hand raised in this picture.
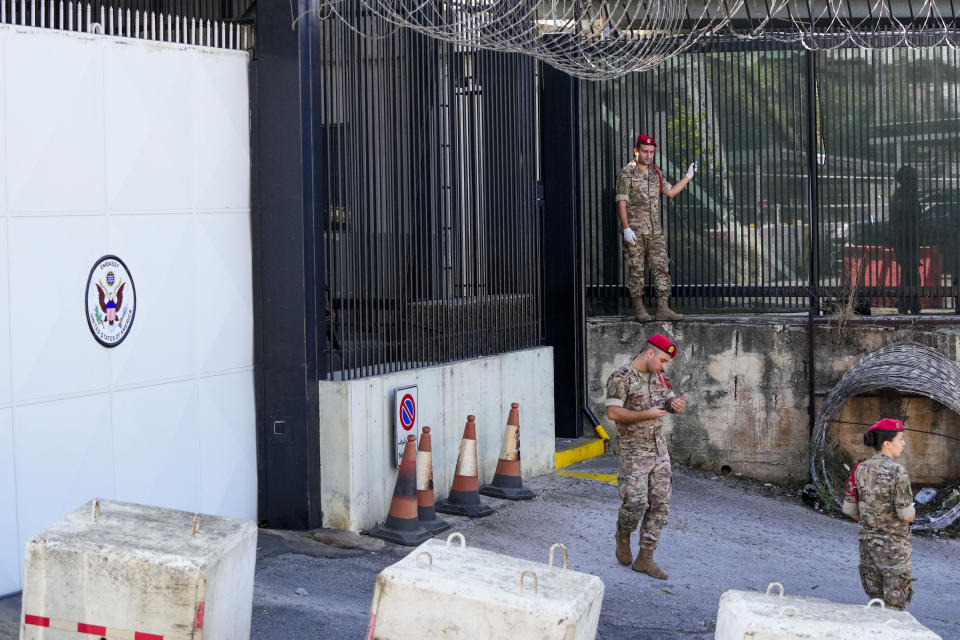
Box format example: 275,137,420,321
670,393,688,412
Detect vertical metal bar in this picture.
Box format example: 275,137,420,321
409,33,424,368
805,50,820,436
393,28,405,370
370,14,382,374
342,7,355,377
487,51,499,352
494,50,505,353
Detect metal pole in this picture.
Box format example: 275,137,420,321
806,50,820,437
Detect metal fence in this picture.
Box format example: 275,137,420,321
0,0,253,46
311,7,543,380
582,42,960,316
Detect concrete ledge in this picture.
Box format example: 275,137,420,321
318,347,555,532
587,316,960,484
555,439,606,469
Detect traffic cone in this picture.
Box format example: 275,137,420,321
480,403,535,500
435,416,494,518
416,427,450,534
368,435,432,545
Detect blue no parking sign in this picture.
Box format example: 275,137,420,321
393,386,419,467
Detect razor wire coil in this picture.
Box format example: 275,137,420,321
810,342,960,531
305,0,960,79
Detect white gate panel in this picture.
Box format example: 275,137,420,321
0,409,18,595
0,23,253,597
195,213,253,373
191,51,250,210
112,381,202,513
0,219,10,408
103,43,192,212
14,395,116,559
8,216,110,402
3,30,105,214
197,372,257,519
107,215,197,386
0,32,5,216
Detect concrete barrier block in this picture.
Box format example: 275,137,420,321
20,499,256,640
715,584,941,639
366,536,604,639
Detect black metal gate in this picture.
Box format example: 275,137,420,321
582,43,960,317
312,7,544,381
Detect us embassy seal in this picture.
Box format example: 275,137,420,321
85,255,136,347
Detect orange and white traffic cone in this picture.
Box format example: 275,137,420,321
416,427,450,534
435,416,493,518
480,403,535,500
368,435,432,545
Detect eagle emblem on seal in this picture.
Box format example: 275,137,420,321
96,280,126,326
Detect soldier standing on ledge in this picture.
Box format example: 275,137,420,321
605,334,688,579
616,134,696,321
843,418,916,610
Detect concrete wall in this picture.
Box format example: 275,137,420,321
318,348,555,532
587,317,960,484
0,26,254,596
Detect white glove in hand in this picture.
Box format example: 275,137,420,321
622,228,637,245
686,162,698,179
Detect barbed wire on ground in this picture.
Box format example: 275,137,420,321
810,342,960,531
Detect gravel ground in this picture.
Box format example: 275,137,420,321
3,458,958,639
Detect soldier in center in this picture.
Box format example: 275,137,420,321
605,334,688,579
616,134,696,321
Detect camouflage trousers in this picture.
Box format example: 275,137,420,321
623,233,671,298
859,537,914,610
617,448,671,551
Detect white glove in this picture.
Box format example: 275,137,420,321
686,162,697,179
622,228,637,245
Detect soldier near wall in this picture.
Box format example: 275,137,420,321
605,334,688,579
842,417,916,610
615,134,696,322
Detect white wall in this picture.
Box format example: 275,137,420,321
318,347,555,532
0,25,254,595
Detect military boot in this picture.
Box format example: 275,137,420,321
632,548,668,579
655,297,684,321
615,529,632,565
630,297,651,322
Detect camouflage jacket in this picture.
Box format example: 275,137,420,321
615,161,673,236
605,359,676,458
843,453,915,542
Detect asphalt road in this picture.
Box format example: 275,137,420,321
3,457,959,639
249,456,960,639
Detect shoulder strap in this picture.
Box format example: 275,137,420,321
844,462,863,502
656,372,673,389
651,164,664,196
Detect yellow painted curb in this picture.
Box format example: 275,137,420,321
552,471,618,484
554,438,605,469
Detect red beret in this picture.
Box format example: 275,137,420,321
868,418,904,432
647,334,677,357
635,134,657,148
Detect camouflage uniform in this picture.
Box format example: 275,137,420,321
842,453,916,610
615,162,674,298
605,359,676,550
